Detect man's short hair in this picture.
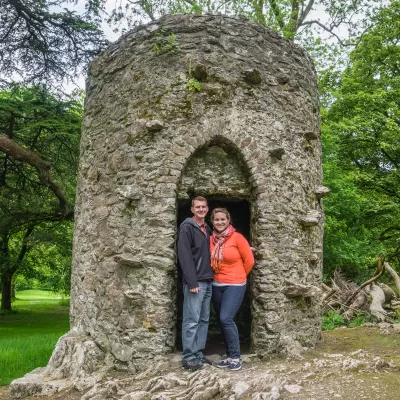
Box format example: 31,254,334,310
191,196,208,207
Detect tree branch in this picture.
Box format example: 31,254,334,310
128,0,156,20
253,0,266,25
0,211,73,236
287,0,300,38
379,226,400,241
11,225,34,274
298,0,315,27
268,0,286,31
300,19,351,46
0,15,20,42
0,134,71,215
384,262,400,297
341,256,384,310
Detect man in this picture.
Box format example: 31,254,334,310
177,196,214,370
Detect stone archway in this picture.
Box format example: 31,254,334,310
175,138,256,354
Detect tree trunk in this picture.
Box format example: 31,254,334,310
1,270,13,311
365,283,387,322
384,262,400,297
11,283,16,300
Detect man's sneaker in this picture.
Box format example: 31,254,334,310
216,359,230,368
198,356,212,365
182,358,202,371
228,360,242,371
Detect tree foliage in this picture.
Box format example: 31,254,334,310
323,0,400,279
102,0,385,43
0,0,107,87
0,0,103,309
0,86,81,310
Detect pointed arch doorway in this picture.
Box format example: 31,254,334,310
175,139,255,355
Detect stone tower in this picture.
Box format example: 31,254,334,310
11,14,326,396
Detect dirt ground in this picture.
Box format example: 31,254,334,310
2,324,400,400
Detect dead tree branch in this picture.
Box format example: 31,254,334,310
384,262,400,297
342,256,384,310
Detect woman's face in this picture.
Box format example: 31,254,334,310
212,212,230,233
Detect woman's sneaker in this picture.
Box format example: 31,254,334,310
228,360,242,371
217,359,230,368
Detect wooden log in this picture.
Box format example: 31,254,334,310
365,283,387,321
384,262,400,297
378,282,396,303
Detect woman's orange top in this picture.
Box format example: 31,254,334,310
210,232,255,284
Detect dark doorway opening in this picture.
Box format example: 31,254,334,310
176,196,252,355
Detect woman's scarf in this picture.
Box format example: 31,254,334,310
211,224,236,273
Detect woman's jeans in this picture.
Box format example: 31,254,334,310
182,281,212,361
212,284,246,359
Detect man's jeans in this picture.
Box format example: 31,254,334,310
182,281,212,361
212,284,246,359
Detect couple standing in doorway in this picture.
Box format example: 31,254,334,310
177,196,254,371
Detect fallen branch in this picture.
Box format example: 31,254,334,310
378,282,396,303
384,262,400,297
365,283,387,322
322,287,338,303
341,256,384,310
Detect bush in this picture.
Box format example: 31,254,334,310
348,310,370,327
14,276,36,291
322,311,345,330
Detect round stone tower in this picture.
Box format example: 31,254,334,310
11,14,326,396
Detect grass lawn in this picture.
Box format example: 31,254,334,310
0,290,70,386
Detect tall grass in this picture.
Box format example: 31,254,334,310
0,290,70,386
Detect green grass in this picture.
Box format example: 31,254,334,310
0,290,70,386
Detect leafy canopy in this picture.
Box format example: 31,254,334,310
0,85,82,309
323,0,400,278
0,0,107,87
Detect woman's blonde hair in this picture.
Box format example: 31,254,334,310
210,207,231,222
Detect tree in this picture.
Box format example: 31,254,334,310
0,0,107,88
102,0,385,42
323,0,400,278
0,85,82,310
0,1,106,310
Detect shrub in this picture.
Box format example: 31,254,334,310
322,310,345,330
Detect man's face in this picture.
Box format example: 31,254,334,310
191,200,208,220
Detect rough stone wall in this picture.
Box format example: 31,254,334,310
178,144,252,200
45,13,324,380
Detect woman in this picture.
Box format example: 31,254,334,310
210,208,254,371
